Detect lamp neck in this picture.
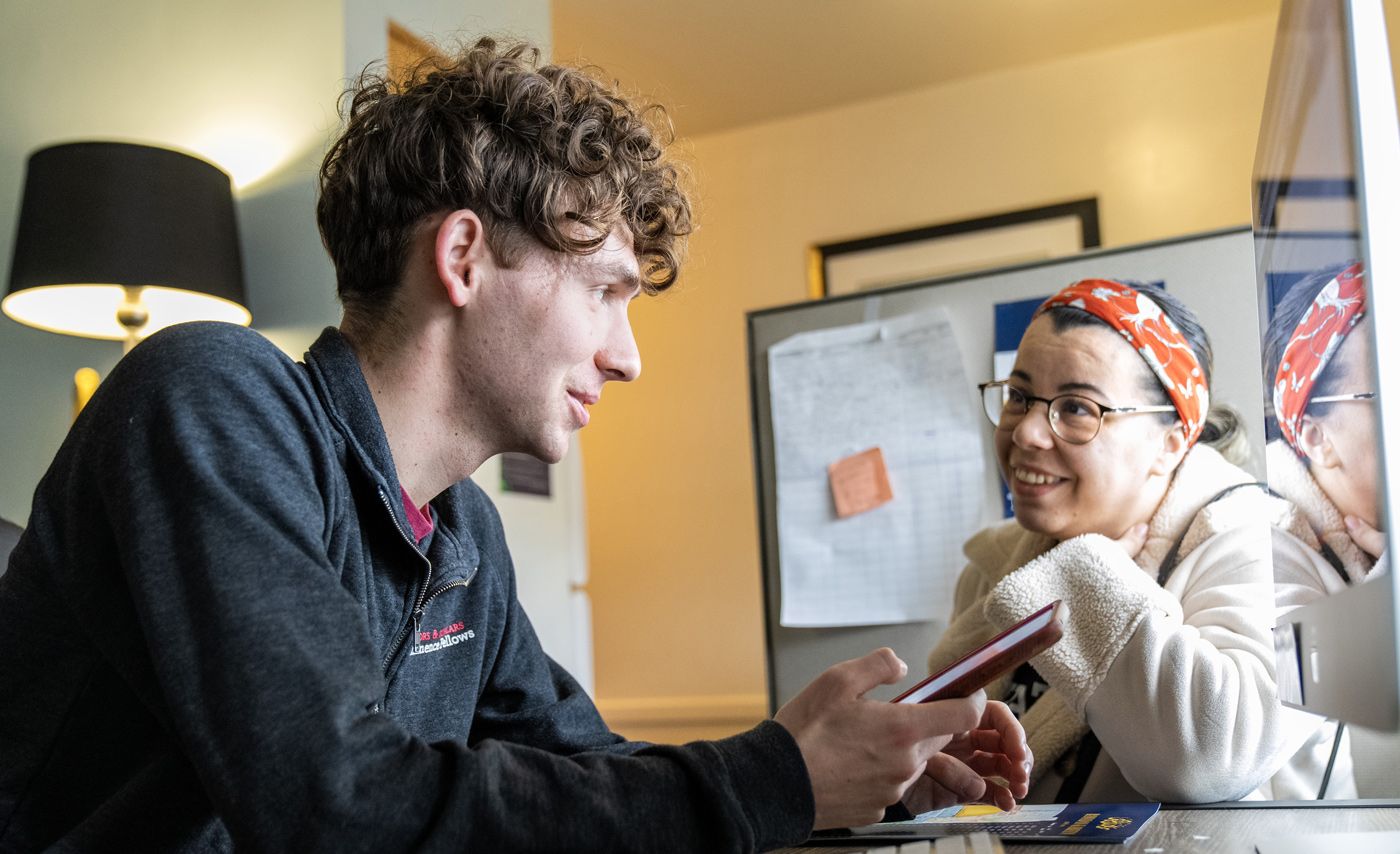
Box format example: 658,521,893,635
117,286,148,354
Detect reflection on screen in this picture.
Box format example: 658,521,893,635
1253,0,1389,595
1250,0,1400,742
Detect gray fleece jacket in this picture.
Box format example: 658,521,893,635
0,322,811,853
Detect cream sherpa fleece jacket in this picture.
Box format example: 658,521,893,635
1265,440,1378,585
928,445,1355,803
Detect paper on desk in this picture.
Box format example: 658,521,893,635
769,308,985,627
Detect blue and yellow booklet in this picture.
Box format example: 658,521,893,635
808,802,1160,845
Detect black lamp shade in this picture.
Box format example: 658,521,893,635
4,141,249,339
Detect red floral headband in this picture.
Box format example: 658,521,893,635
1273,262,1367,454
1036,279,1208,444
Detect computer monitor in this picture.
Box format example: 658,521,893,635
1254,0,1400,731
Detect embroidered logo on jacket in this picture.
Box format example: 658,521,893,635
410,620,475,656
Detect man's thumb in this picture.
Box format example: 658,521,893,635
847,647,907,696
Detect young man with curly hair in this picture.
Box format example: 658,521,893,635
0,39,1027,852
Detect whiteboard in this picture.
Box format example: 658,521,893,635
747,226,1261,712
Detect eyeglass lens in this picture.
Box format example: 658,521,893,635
982,384,1103,444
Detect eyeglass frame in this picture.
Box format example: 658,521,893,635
1308,392,1376,405
977,379,1179,445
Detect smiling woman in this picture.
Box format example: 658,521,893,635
926,278,1352,805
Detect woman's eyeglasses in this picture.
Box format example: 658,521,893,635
1309,392,1377,405
978,380,1177,445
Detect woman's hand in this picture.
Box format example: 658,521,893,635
1111,522,1149,560
1345,515,1386,559
901,700,1030,814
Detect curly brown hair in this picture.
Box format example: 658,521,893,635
317,36,692,316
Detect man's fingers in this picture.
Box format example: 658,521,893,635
826,648,907,698
980,780,1017,812
787,656,1011,830
964,701,1029,763
956,728,1016,754
959,751,1029,790
902,774,964,815
920,753,988,804
903,691,986,748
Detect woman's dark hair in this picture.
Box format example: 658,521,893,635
1262,261,1359,421
317,36,692,321
1043,281,1249,465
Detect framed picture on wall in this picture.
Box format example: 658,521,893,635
809,198,1101,299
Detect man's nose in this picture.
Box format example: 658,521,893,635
599,315,641,382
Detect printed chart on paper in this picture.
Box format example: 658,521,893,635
768,307,985,627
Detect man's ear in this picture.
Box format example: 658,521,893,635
1149,422,1190,477
435,210,489,308
1297,414,1342,470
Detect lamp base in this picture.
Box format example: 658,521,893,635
73,367,100,420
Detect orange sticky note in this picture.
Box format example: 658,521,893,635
828,447,894,519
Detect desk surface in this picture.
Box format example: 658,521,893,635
775,805,1400,854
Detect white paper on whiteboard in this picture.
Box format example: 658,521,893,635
768,307,986,627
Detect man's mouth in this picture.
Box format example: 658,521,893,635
566,390,597,428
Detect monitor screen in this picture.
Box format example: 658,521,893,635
1254,0,1400,731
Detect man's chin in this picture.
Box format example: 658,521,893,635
526,433,571,465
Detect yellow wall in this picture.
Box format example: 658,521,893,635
584,14,1281,742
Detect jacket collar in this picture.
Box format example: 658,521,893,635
303,327,400,493
301,327,482,575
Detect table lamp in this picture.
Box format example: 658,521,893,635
4,141,251,347
3,141,250,414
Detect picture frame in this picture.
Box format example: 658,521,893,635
808,198,1100,299
1254,177,1357,238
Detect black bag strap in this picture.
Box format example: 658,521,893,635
1054,732,1102,803
1154,480,1351,588
1156,482,1271,586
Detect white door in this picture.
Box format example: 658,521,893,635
472,449,593,695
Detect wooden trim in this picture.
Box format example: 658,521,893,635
810,197,1100,299
805,246,824,301
594,693,768,728
387,20,441,84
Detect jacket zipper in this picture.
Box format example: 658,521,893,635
377,486,434,671
420,567,479,611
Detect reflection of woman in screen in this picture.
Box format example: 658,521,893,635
927,279,1350,803
1263,262,1384,580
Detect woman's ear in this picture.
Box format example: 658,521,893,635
1149,422,1190,477
1297,414,1342,470
436,209,488,308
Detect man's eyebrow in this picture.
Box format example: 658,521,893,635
598,263,642,294
1010,369,1031,382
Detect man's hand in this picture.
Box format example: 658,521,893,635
774,648,986,830
902,700,1030,814
1345,514,1386,559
